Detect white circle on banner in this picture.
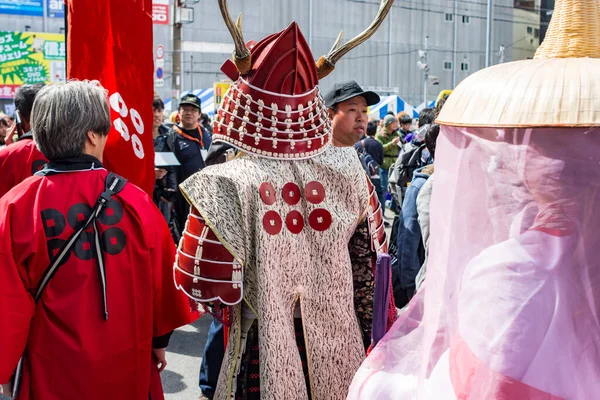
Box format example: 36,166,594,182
109,92,128,118
113,118,130,141
130,108,144,134
131,134,144,159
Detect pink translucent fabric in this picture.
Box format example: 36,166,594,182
348,126,600,400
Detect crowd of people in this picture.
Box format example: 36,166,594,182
0,74,443,399
355,101,444,308
1,0,594,397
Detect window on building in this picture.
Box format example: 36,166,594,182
527,26,533,34
514,0,535,10
444,61,453,70
461,62,469,71
462,15,470,23
534,28,540,38
445,13,453,22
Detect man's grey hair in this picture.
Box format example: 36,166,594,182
32,80,111,160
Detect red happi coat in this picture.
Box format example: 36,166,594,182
0,156,197,400
0,136,47,199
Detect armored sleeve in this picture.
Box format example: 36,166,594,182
173,207,244,308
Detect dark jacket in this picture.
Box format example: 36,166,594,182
153,125,178,203
393,165,432,297
169,124,209,183
354,137,384,166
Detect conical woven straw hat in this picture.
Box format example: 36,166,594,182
437,0,600,127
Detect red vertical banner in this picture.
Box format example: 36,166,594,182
66,0,155,195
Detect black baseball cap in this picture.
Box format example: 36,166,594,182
324,80,380,109
179,93,201,110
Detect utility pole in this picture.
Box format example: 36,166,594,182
452,0,458,88
190,54,194,92
42,0,48,32
171,1,182,110
423,36,429,106
387,7,393,87
485,0,493,67
498,45,505,64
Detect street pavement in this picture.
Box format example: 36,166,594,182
162,314,212,400
0,315,211,400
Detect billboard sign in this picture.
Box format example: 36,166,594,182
152,0,169,25
0,31,66,99
0,0,43,16
47,0,64,18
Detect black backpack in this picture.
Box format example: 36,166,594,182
390,142,426,205
356,140,381,185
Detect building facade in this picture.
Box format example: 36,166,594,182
0,0,552,110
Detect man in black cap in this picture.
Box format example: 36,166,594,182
168,93,212,232
325,80,380,147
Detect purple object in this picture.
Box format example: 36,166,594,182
372,253,391,345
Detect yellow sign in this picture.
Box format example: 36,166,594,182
213,81,232,112
0,31,65,98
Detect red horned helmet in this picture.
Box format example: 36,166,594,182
213,0,394,160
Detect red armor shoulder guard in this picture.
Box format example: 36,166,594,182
173,208,243,305
365,175,388,254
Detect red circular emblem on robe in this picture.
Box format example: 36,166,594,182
263,210,283,235
259,182,277,205
305,181,326,204
285,210,305,234
308,208,332,231
282,182,301,206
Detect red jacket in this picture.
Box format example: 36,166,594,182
0,135,47,199
0,156,198,400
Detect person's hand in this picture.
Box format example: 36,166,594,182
392,137,401,145
153,348,167,373
155,168,168,180
4,121,17,145
225,148,236,162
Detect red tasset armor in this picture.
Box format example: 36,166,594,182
173,209,243,306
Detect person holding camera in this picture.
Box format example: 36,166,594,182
152,97,178,227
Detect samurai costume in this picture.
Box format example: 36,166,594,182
173,1,396,399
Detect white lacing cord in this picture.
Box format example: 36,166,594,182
226,79,324,115
216,107,331,143
220,89,328,128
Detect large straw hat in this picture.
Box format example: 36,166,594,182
437,0,600,127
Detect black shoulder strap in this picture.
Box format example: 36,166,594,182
35,172,127,311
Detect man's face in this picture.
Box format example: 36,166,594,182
153,107,164,129
0,124,7,141
329,96,368,147
401,122,411,132
384,120,398,134
179,105,200,128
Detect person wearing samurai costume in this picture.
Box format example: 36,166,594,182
0,81,198,399
347,1,600,399
173,1,396,399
